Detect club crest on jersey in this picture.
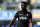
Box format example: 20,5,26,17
27,14,29,16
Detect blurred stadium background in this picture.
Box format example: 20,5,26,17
0,0,40,27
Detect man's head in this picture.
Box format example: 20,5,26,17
21,2,27,12
21,2,27,9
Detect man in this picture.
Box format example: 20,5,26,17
9,1,32,27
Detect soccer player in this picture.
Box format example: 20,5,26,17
9,1,32,27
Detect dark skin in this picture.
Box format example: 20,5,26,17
21,3,27,13
21,3,25,9
9,3,32,27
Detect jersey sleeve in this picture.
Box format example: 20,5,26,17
29,13,32,22
14,12,19,18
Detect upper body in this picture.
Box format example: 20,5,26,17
15,10,32,27
9,1,32,27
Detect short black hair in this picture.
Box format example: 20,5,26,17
22,1,27,6
22,1,27,7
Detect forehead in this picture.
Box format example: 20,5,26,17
21,3,24,5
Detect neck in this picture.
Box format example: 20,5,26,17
22,8,27,14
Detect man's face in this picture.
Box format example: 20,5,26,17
21,3,25,9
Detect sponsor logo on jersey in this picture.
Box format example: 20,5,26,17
19,17,28,20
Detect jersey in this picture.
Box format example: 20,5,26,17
14,10,32,27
